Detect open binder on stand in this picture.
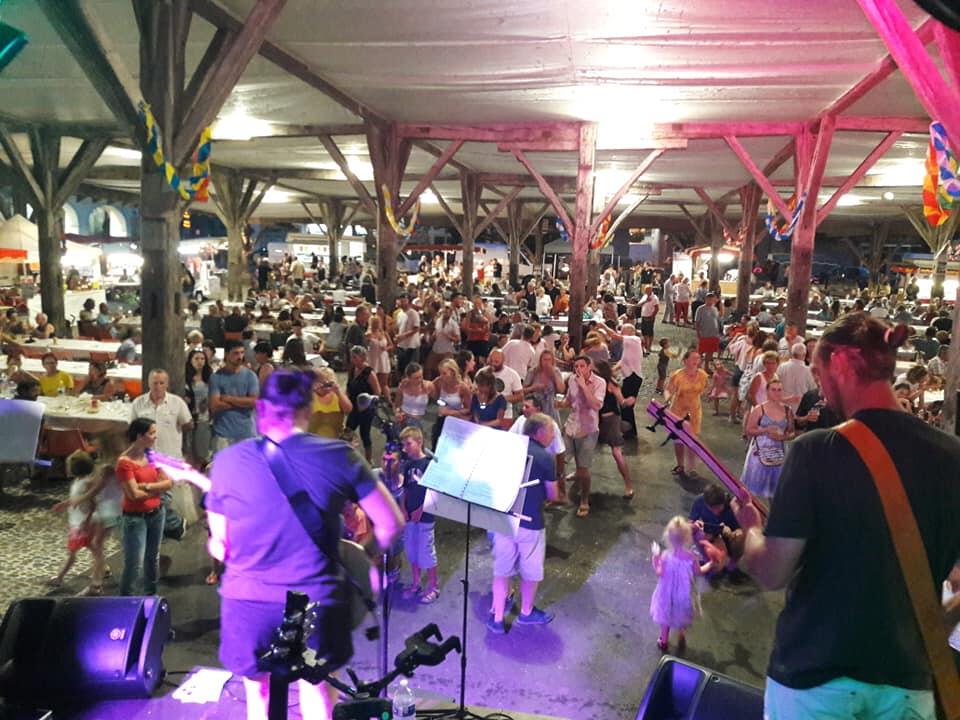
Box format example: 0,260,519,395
415,417,534,719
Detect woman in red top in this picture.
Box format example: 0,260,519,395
117,418,172,596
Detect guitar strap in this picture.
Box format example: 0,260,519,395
835,420,960,719
259,437,377,614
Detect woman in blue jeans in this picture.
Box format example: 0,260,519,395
116,418,171,595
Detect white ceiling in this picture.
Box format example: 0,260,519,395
0,0,941,231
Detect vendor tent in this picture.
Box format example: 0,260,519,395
0,215,38,263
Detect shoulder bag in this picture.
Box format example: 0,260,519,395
836,419,960,719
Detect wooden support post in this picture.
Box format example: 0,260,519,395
212,167,270,300
505,200,524,289
568,123,597,352
736,185,762,316
944,286,960,435
321,198,346,280
786,117,835,331
0,125,108,334
459,173,483,298
706,209,726,295
368,122,411,312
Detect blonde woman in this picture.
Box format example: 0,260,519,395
430,359,472,448
307,367,353,438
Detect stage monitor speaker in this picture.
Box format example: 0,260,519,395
0,596,171,701
635,656,764,720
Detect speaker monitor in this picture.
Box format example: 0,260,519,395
0,596,171,701
635,656,764,720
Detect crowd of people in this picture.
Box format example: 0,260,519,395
7,252,959,720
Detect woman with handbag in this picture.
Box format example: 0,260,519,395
740,378,794,502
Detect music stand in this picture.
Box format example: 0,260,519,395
415,418,534,719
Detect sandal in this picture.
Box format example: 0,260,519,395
576,505,590,518
419,588,440,604
44,577,63,588
671,465,684,476
622,490,635,500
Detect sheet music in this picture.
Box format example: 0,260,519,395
422,417,530,512
0,399,44,463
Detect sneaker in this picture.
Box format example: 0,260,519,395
515,607,554,625
485,616,506,634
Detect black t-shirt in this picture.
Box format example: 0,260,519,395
402,456,434,523
206,433,378,604
796,389,841,431
223,314,247,333
765,409,960,690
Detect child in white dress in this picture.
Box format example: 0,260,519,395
650,516,714,652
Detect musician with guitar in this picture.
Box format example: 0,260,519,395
162,369,405,720
734,314,960,720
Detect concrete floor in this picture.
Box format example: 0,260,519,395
2,322,784,719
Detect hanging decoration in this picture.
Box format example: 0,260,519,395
381,184,420,237
590,216,612,250
138,101,211,202
929,122,960,215
923,136,951,227
556,218,569,243
764,193,804,242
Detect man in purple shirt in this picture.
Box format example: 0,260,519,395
206,370,404,720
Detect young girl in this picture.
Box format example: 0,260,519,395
49,451,104,592
708,361,732,416
650,516,713,652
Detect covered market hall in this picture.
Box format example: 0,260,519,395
1,1,959,719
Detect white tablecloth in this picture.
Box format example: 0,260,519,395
15,338,124,360
37,396,131,434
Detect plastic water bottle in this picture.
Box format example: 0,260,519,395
391,678,415,720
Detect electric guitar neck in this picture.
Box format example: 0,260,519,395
646,400,768,521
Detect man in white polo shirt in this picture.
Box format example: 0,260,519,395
130,368,193,541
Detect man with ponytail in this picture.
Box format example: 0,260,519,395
735,312,960,720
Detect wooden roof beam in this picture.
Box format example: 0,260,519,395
856,1,960,153
174,0,289,165
817,131,902,225
318,134,378,216
36,0,143,136
510,148,572,231
400,122,579,149
189,0,386,126
397,140,464,217
818,16,936,120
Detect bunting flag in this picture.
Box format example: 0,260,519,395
929,122,960,214
590,216,612,250
764,193,804,242
923,136,951,227
139,101,211,202
381,184,420,236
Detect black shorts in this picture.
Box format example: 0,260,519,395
640,316,655,337
219,594,353,678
